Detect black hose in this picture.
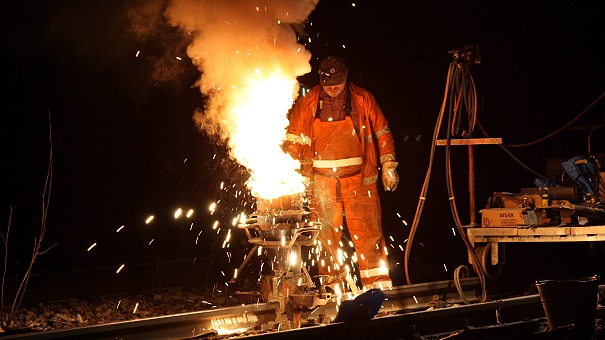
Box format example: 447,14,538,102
444,61,487,302
404,60,487,303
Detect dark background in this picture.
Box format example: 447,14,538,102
1,0,604,290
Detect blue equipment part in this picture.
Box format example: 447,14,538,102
334,288,385,323
561,156,599,196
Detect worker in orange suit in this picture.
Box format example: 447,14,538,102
283,56,399,291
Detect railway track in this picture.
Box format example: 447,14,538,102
2,279,603,339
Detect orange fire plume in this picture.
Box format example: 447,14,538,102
165,0,319,199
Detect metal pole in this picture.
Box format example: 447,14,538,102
468,145,476,227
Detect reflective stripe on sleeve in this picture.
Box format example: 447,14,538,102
374,126,391,138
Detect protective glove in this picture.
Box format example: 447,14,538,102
381,161,399,191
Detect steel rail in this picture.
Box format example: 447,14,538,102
246,285,605,339
1,302,280,340
243,297,546,339
0,277,480,339
3,281,601,339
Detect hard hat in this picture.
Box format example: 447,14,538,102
318,56,347,86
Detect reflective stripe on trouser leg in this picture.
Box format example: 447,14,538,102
339,176,390,286
311,173,390,286
359,267,390,286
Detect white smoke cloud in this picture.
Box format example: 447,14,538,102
164,0,319,198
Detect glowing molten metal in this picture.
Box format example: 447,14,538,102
227,73,306,199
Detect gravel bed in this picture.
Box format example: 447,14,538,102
2,286,240,332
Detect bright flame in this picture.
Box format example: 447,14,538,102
228,74,306,198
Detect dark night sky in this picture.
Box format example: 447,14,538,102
1,0,604,284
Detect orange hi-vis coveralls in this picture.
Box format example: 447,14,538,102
284,83,396,288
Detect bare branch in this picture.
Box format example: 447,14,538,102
1,110,54,329
1,207,13,329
